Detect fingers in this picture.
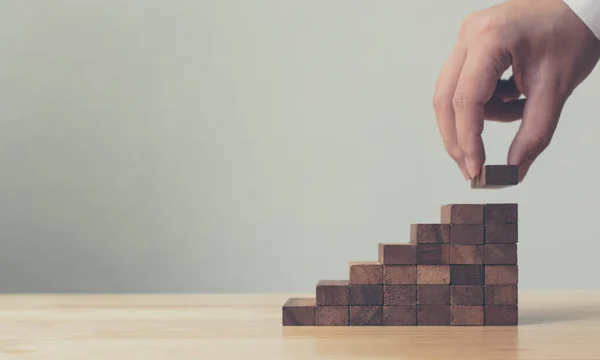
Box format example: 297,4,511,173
453,47,512,178
507,85,566,182
433,43,470,180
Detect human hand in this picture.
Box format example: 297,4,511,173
433,0,600,182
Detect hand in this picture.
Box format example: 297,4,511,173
433,0,600,182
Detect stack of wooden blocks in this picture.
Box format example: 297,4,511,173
282,165,519,327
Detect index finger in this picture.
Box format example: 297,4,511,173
453,46,511,177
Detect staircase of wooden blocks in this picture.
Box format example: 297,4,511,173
282,202,518,326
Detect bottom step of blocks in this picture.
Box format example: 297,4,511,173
485,305,518,325
282,298,316,326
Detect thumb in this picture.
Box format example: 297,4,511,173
507,85,567,182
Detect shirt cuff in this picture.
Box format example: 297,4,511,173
563,0,600,40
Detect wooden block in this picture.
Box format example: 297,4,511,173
450,265,484,285
485,265,518,285
349,262,383,284
378,244,417,265
451,306,484,326
349,284,383,306
485,285,518,305
450,245,483,264
349,306,383,326
470,165,518,189
450,224,484,245
450,285,484,306
417,244,450,265
417,285,449,305
383,306,417,326
316,280,349,306
484,305,518,325
417,305,450,326
485,224,518,244
484,244,517,264
384,285,417,305
282,298,316,326
316,306,348,326
441,204,484,224
383,265,417,285
410,224,450,244
417,265,450,284
485,203,518,224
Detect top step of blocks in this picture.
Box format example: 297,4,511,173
471,165,518,189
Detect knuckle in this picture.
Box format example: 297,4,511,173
432,94,452,113
529,133,553,152
452,92,477,111
445,145,463,161
457,138,480,157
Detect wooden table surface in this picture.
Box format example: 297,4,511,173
0,292,599,359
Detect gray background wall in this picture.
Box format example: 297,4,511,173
0,0,597,293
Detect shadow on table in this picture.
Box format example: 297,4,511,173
519,303,600,325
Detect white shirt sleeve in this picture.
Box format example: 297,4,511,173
563,0,600,40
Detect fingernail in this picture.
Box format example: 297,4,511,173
465,158,480,178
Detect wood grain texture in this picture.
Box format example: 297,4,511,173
451,306,484,326
410,224,450,244
316,306,348,326
349,285,383,306
316,280,349,306
349,262,383,284
450,285,484,306
484,244,518,264
441,204,484,224
1,293,600,358
470,165,518,189
349,306,383,326
485,285,518,306
417,285,449,305
417,305,450,326
383,265,417,285
282,298,316,326
417,244,450,265
450,245,483,264
485,305,518,326
485,265,519,285
417,265,450,285
383,305,417,326
450,224,484,245
450,265,484,285
485,203,518,224
485,224,518,244
378,244,417,265
383,285,417,305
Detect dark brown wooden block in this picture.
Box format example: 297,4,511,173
282,298,316,326
451,306,484,326
383,306,417,326
485,224,518,244
349,284,383,306
450,245,483,264
316,280,349,306
410,224,450,244
316,306,349,326
349,262,383,284
484,244,517,264
441,204,484,224
384,285,417,305
417,305,450,326
485,265,518,285
417,265,450,284
450,285,484,306
350,306,383,326
485,285,518,305
485,204,518,224
378,244,417,265
417,244,450,265
450,265,484,285
383,265,417,285
484,305,518,325
417,285,449,305
450,224,484,245
470,165,518,189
